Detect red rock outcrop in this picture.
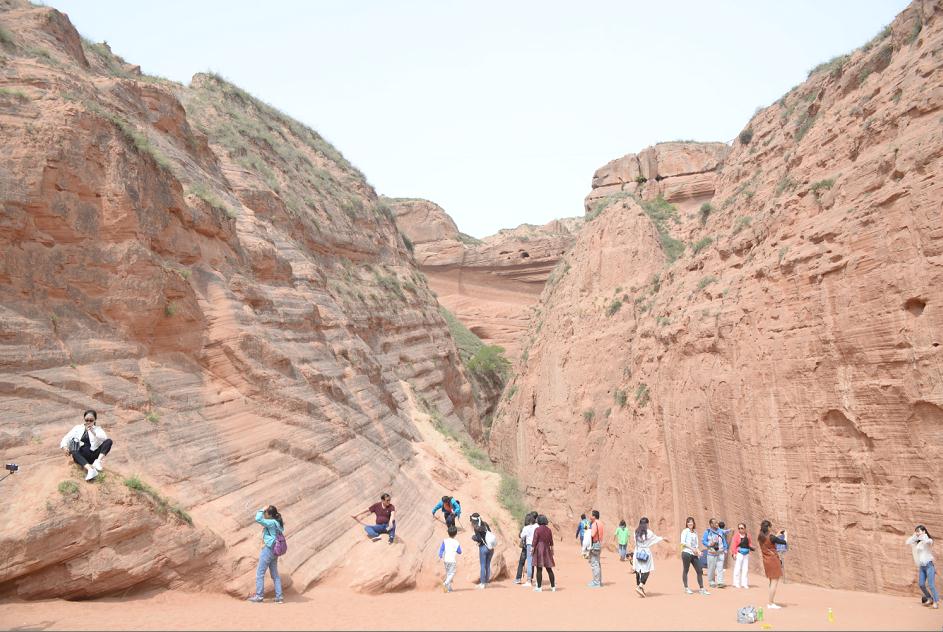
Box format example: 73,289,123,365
0,1,516,599
392,198,582,363
586,141,729,214
491,0,943,596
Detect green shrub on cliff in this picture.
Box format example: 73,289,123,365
124,475,192,525
640,196,685,263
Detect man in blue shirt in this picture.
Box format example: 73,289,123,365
702,518,728,588
432,495,462,528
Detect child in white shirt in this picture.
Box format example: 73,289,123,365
438,525,463,592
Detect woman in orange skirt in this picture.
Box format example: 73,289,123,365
758,520,787,609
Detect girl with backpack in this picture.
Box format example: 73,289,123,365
758,519,787,609
532,515,556,592
680,516,708,595
632,517,664,597
470,513,495,589
730,522,756,589
248,505,285,603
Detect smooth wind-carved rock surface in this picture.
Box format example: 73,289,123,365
0,1,515,599
490,0,943,596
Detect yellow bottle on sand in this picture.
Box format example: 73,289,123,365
828,607,835,623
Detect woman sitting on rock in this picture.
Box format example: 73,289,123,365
59,409,113,481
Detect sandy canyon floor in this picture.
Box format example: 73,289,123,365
1,544,937,631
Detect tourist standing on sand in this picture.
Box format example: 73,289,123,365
576,513,588,544
438,524,462,593
632,517,664,597
907,525,940,609
519,511,539,586
59,409,114,482
532,515,556,592
470,513,495,589
248,505,285,603
432,495,462,528
702,518,727,588
587,510,604,587
730,523,755,589
353,492,396,544
616,520,630,562
680,516,709,595
577,513,592,557
515,511,537,584
758,519,787,609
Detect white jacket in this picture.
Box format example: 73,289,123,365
59,424,108,451
907,533,934,567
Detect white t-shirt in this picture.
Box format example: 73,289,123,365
521,524,538,546
439,537,462,563
681,528,699,555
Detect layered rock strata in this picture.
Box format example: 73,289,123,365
585,141,729,214
490,0,943,596
392,198,582,363
0,1,512,599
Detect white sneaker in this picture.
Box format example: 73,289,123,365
685,588,694,594
92,458,104,471
768,603,781,609
85,468,98,481
533,587,542,592
477,583,485,590
699,588,711,595
550,587,556,592
521,582,531,587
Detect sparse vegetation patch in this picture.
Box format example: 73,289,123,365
123,475,192,525
639,196,685,263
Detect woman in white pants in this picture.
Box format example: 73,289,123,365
729,523,755,588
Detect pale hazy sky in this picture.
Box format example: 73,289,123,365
48,0,908,237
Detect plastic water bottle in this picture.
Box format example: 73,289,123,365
758,606,764,621
828,607,834,623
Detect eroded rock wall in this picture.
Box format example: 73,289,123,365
0,0,504,599
392,198,582,363
490,0,943,596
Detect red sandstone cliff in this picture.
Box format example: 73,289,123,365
391,198,582,364
0,1,515,599
490,0,943,596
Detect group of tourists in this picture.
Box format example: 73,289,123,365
52,411,940,609
576,512,787,607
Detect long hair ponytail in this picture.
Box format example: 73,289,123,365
758,519,771,543
635,517,650,542
267,505,284,528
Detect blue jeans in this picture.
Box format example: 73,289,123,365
479,546,494,584
618,544,628,561
525,544,534,581
255,546,282,599
364,521,396,542
919,561,939,603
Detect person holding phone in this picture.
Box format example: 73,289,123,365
907,525,939,609
59,409,113,481
758,520,788,609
